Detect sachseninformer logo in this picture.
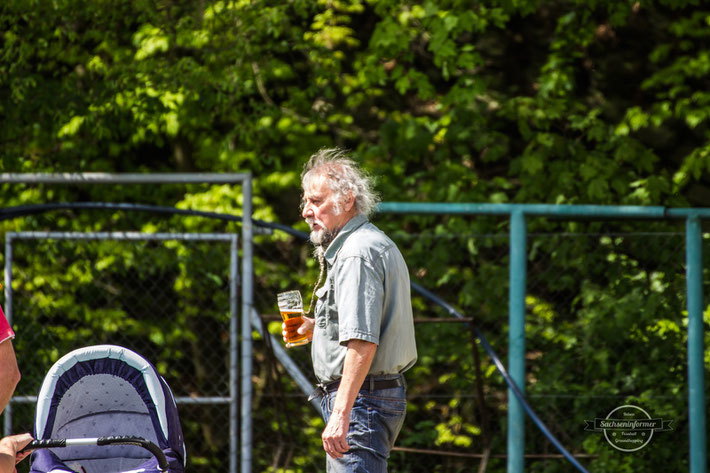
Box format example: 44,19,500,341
584,404,673,452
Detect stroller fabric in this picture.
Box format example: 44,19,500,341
30,345,186,473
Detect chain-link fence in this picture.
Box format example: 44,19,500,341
1,208,708,473
5,232,237,473
249,219,707,473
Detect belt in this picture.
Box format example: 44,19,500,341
308,375,404,401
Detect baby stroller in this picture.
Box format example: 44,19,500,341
27,345,186,473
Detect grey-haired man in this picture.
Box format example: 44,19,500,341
283,149,417,472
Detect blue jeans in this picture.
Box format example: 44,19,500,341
320,377,407,473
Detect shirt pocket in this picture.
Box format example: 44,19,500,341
315,280,338,331
314,285,329,328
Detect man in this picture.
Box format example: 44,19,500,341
283,148,417,472
0,304,20,415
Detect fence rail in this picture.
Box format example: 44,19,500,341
0,179,706,472
378,201,707,473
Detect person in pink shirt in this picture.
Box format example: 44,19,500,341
0,304,20,416
0,434,32,473
0,304,32,473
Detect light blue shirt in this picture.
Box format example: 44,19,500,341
311,215,418,384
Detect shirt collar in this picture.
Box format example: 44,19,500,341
324,214,368,265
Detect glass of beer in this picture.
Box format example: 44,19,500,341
277,290,309,348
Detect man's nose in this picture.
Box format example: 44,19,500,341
302,203,312,219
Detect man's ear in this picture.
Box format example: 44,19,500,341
343,192,356,213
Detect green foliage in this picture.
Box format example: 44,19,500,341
2,0,710,472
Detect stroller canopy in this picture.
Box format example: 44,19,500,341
31,345,186,473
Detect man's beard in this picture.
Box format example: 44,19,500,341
306,218,338,250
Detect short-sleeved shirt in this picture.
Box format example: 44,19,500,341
311,214,417,384
0,304,14,344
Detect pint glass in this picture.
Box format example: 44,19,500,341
277,290,309,347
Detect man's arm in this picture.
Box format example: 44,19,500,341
321,339,377,459
0,340,20,416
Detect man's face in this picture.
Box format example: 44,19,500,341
302,174,352,246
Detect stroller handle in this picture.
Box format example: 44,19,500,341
23,436,169,472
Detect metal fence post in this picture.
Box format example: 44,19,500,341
241,176,254,473
507,210,527,473
685,216,707,473
230,235,240,473
3,234,13,437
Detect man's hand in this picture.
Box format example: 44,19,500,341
322,410,350,459
282,315,314,346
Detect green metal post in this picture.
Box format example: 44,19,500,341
508,211,527,473
686,216,707,473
